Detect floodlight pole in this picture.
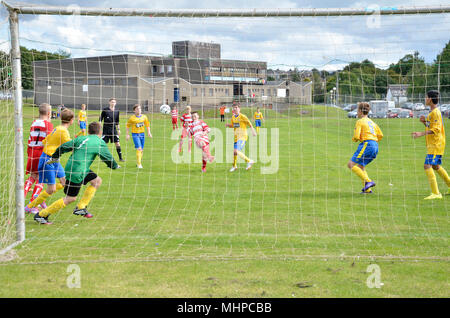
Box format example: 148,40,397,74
9,9,25,243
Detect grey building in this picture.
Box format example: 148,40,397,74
33,41,312,112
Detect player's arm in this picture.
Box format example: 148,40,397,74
352,122,361,142
49,139,76,162
243,115,257,136
145,117,152,138
115,112,121,135
99,142,119,169
376,124,383,142
99,110,104,122
126,118,132,141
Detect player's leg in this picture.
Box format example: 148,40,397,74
114,134,124,161
432,157,450,194
24,174,35,197
424,155,442,199
132,133,144,168
73,172,99,218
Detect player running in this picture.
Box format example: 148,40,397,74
347,102,383,194
75,104,87,137
126,104,152,169
179,105,193,153
412,90,450,200
26,108,74,213
253,107,264,135
171,105,179,130
34,122,119,224
100,97,124,162
188,111,214,172
24,103,53,211
226,104,256,172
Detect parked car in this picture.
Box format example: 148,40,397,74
343,104,357,112
402,102,414,110
413,103,426,111
399,109,414,118
347,110,357,118
387,108,402,118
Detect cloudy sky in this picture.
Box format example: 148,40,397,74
1,0,449,71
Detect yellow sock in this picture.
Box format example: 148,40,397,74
363,170,372,182
28,190,50,208
256,127,260,134
436,166,450,187
233,155,237,167
78,185,97,209
237,150,251,163
39,198,66,217
425,168,440,195
136,150,143,166
351,165,369,182
55,183,64,191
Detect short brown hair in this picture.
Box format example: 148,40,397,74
191,111,198,116
109,97,116,102
133,104,141,111
39,103,51,116
358,102,370,115
60,108,74,123
88,122,102,135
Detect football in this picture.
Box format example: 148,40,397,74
160,104,171,114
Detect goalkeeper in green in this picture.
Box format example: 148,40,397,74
34,122,119,224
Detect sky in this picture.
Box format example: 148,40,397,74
1,0,449,71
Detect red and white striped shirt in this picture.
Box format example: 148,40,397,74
171,109,178,119
180,113,193,129
28,119,53,150
188,120,210,144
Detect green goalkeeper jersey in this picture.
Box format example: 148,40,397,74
52,135,118,184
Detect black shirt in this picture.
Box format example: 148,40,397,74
99,107,120,132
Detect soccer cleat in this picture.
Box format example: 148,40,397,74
73,207,93,218
246,160,255,171
424,193,443,200
119,158,125,162
137,164,143,169
362,181,376,192
25,206,39,214
34,213,52,225
229,166,237,172
201,167,206,173
360,190,373,195
208,156,215,163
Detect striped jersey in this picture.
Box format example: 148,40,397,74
78,110,87,122
171,109,178,119
42,125,71,156
188,119,210,144
180,113,193,129
27,119,54,151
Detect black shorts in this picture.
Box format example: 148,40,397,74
64,171,98,197
102,131,119,143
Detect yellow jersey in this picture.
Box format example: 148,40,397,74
78,110,87,122
425,108,445,155
231,113,252,142
42,125,71,156
352,117,383,143
127,114,150,134
254,112,263,120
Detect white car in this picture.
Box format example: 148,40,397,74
414,103,425,111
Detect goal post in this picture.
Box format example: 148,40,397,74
1,1,449,261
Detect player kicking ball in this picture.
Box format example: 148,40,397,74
34,122,119,225
188,111,214,172
126,104,152,169
179,105,193,153
412,90,450,200
347,102,383,194
226,104,256,172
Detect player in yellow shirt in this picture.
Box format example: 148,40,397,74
412,90,450,200
26,108,74,212
126,104,152,169
347,102,383,194
253,107,264,135
75,104,87,137
226,104,257,172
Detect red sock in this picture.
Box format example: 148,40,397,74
202,159,207,169
202,145,212,158
30,183,43,202
24,176,35,197
179,138,184,152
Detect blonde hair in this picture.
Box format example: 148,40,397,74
61,108,74,123
39,103,51,116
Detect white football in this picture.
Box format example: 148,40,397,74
160,104,171,114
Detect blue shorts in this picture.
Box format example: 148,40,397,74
255,119,262,127
132,133,145,149
351,140,378,166
79,121,86,130
424,154,442,165
38,153,65,184
234,139,246,151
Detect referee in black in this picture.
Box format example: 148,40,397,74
99,97,124,162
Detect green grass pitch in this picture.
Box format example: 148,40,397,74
0,103,448,297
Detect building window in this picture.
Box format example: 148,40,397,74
193,88,197,97
152,65,157,73
103,79,114,85
88,79,100,85
159,65,164,74
262,89,264,96
225,88,229,96
209,88,214,96
167,65,173,73
201,88,205,97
